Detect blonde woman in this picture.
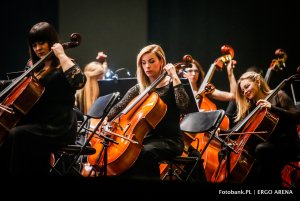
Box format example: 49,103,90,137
235,71,300,186
105,44,190,179
75,52,107,114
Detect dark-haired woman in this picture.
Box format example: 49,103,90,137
0,22,86,176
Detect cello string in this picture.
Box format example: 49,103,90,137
218,131,268,136
103,125,139,144
0,104,14,114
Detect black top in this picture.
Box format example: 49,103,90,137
18,65,86,138
268,90,300,144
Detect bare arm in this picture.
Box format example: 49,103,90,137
209,60,237,101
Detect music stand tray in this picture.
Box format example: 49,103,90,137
180,78,199,114
98,78,137,99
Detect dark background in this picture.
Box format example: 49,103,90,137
1,0,299,109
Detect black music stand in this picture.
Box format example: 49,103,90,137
180,78,199,114
65,92,120,176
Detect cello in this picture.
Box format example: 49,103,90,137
211,69,300,183
195,44,233,129
186,45,234,181
0,33,81,144
87,55,193,176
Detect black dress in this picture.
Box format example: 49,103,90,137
107,82,189,179
0,64,86,176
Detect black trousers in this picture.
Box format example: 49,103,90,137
121,136,184,180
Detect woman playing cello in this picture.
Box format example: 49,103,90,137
235,71,300,186
0,22,86,176
103,44,189,179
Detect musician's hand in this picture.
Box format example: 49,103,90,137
216,128,221,135
52,43,65,58
96,51,107,63
51,43,75,71
226,60,237,77
164,63,178,79
256,99,271,109
204,83,216,95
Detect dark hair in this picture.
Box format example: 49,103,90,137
28,22,59,65
193,59,205,88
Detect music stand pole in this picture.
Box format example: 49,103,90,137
66,94,119,175
215,136,236,183
89,130,119,176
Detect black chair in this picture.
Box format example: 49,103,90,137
51,92,120,176
160,110,226,182
50,144,96,176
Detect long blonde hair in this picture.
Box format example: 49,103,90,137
136,44,166,93
235,71,271,122
75,61,105,114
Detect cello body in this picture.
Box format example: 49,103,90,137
211,109,279,183
91,92,167,176
0,76,44,144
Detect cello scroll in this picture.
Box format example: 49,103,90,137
174,54,194,72
213,44,235,70
269,48,287,72
62,33,81,49
264,48,287,83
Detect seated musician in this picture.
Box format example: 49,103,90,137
0,22,86,176
180,58,236,182
235,71,300,186
103,44,190,179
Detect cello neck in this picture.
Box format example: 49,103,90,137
197,62,217,96
0,50,54,100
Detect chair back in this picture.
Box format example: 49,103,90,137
180,110,225,133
